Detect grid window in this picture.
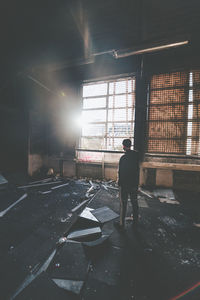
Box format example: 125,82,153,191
147,70,200,155
80,77,135,151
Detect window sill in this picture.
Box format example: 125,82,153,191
141,161,200,171
145,153,200,160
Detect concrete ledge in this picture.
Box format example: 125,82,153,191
142,162,200,171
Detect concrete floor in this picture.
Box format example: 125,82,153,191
0,178,200,300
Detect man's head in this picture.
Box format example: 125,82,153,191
122,139,131,151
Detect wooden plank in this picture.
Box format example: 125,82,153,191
141,162,200,171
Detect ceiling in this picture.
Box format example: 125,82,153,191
0,0,200,79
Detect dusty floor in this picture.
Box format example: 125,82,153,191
0,177,200,300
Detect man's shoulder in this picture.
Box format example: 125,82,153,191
128,150,138,156
119,154,126,162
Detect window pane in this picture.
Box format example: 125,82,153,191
83,83,107,97
82,110,106,122
109,79,135,94
186,138,192,155
187,122,192,136
82,124,105,136
115,80,127,94
108,94,134,108
81,137,106,150
107,137,134,151
128,79,135,92
83,97,106,109
107,123,134,137
109,82,114,95
109,80,127,94
188,104,193,119
108,108,134,121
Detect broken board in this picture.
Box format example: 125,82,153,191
91,206,119,223
52,279,84,295
79,207,99,223
67,227,101,242
0,174,8,189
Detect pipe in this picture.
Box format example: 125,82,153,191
114,40,189,59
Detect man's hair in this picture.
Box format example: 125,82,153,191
122,139,131,148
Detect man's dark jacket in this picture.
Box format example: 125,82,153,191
118,150,139,189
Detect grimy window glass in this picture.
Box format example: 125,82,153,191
80,77,135,151
147,70,200,155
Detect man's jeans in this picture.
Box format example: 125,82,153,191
119,186,138,227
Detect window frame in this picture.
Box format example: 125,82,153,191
79,75,136,151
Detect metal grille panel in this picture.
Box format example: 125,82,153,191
148,70,200,155
148,71,189,154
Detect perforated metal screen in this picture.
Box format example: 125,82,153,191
147,70,200,155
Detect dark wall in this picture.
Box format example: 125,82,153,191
0,76,29,174
0,74,53,175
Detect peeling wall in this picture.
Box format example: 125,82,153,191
76,163,117,181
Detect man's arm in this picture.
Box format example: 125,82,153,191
135,151,140,187
117,158,121,186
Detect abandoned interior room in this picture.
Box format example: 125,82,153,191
1,0,200,299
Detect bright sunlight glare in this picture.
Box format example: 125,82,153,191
74,114,88,128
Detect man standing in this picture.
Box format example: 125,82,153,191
115,139,140,230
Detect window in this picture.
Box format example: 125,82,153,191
147,70,200,156
80,77,136,151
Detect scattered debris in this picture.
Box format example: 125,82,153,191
71,199,90,213
18,181,62,189
138,198,149,208
125,216,133,221
75,179,90,186
153,188,176,200
58,237,67,245
60,213,72,223
85,186,95,198
89,180,95,187
89,180,99,190
82,234,111,248
29,178,52,185
138,188,153,199
144,248,153,253
10,249,57,300
52,279,84,294
47,168,54,176
67,227,101,241
79,207,99,223
50,242,89,280
158,216,188,229
38,190,52,195
158,197,180,205
51,183,69,190
72,192,78,195
0,193,27,217
108,180,114,184
102,184,108,190
193,222,200,228
103,185,119,191
30,263,40,274
91,206,119,223
85,181,101,197
55,263,60,268
0,174,8,189
63,192,70,197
